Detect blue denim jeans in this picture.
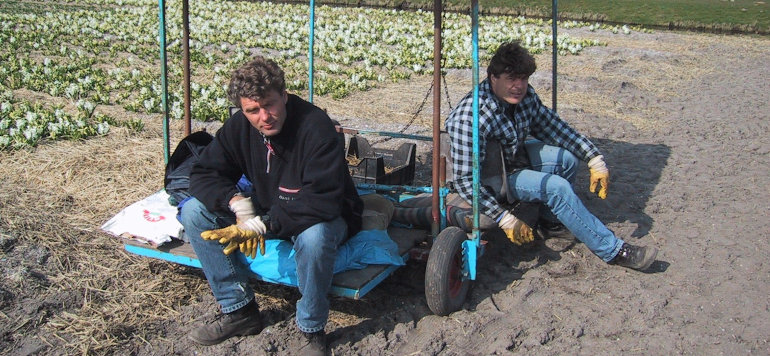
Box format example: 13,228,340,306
507,140,624,262
180,197,347,333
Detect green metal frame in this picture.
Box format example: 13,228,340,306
146,0,560,298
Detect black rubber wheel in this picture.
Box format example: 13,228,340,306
425,226,471,316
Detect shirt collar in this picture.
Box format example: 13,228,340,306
480,78,511,116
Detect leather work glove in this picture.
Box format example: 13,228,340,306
498,211,535,245
215,195,264,258
588,155,609,199
201,216,268,258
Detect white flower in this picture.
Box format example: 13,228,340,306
23,126,40,140
143,98,156,112
25,111,37,122
48,122,62,135
77,99,95,117
96,122,110,135
65,83,80,98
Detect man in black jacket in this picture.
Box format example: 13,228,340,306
180,56,362,355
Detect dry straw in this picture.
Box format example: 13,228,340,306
2,24,766,355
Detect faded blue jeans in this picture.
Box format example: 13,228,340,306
509,140,624,262
180,197,347,333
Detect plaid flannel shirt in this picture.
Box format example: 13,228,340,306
445,78,602,219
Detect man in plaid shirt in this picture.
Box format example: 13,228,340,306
446,41,657,271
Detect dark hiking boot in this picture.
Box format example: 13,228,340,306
536,219,571,239
188,300,263,346
610,243,658,271
298,330,327,356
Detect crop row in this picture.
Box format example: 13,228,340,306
0,0,643,149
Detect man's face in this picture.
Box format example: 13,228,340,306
240,89,288,137
490,73,529,105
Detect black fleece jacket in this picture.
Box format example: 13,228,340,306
189,94,363,239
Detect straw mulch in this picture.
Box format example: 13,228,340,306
0,120,211,353
3,29,763,355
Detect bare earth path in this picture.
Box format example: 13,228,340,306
0,28,768,355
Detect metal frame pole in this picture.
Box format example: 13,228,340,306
182,0,191,135
470,0,480,242
552,0,558,111
308,0,316,103
431,0,442,237
158,0,170,164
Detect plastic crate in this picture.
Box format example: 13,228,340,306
346,136,416,185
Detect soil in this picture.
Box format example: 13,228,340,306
1,28,769,355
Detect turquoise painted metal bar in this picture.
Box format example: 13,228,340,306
356,183,434,194
308,0,315,103
469,0,481,280
439,187,447,231
356,184,447,201
462,239,477,280
470,0,480,242
158,0,170,164
125,243,201,268
345,130,433,141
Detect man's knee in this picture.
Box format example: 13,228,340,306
558,149,579,177
545,174,574,197
179,197,224,237
295,226,328,254
180,197,206,227
294,220,344,257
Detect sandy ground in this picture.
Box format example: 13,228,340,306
1,28,769,355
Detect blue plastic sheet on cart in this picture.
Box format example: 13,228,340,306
235,229,404,286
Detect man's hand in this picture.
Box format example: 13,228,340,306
588,155,609,199
498,211,534,245
201,219,267,258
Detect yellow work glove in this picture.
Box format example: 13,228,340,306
588,155,609,199
203,195,267,258
498,211,535,245
201,223,266,258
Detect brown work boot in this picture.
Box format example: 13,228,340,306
188,300,263,346
610,243,658,271
298,330,327,356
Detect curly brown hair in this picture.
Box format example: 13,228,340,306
227,56,286,107
487,41,537,79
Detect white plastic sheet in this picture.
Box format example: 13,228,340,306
101,190,182,246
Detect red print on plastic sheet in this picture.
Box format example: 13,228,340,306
143,209,166,222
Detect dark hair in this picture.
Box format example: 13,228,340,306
487,41,537,79
227,56,286,107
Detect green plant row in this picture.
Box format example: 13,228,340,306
1,0,651,149
0,88,144,150
308,0,769,34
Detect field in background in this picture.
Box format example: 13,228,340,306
317,0,769,33
1,0,635,150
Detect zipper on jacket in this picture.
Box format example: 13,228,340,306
262,134,275,173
